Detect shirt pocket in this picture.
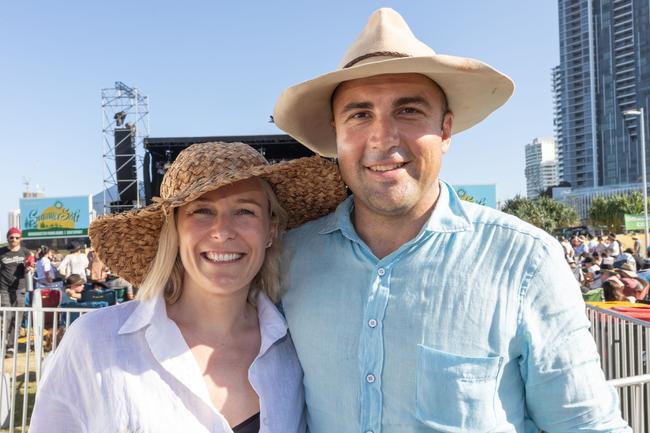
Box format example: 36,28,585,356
416,344,502,433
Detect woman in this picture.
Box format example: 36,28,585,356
30,142,346,433
35,246,56,287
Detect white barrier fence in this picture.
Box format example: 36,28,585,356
0,306,92,432
586,304,650,432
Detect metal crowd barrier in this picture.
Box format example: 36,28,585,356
586,304,650,432
0,303,646,432
0,306,92,433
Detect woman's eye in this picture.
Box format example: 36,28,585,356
236,209,256,216
192,207,213,215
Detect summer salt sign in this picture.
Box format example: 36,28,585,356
19,196,92,239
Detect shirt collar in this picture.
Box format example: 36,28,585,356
318,180,473,237
117,290,289,412
119,290,288,352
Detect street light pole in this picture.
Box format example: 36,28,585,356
624,107,648,256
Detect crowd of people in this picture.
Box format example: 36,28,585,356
0,228,135,352
561,232,650,302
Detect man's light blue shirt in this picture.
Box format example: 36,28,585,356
281,181,629,433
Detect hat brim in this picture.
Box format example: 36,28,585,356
89,156,347,287
618,269,638,279
274,54,515,157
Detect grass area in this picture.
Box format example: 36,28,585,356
0,342,44,432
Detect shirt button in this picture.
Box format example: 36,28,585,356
368,319,378,328
377,267,386,276
366,373,376,383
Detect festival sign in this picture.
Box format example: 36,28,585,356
624,214,646,231
19,196,92,239
453,184,497,208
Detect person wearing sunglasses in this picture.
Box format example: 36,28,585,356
0,227,34,355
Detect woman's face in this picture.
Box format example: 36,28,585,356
176,177,276,299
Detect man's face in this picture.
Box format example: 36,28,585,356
332,73,452,220
7,233,21,248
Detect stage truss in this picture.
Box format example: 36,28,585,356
101,81,149,214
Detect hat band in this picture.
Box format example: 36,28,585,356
343,51,410,68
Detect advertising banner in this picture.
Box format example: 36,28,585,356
624,214,646,231
19,196,92,239
453,184,497,208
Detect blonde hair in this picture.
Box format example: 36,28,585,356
137,178,288,304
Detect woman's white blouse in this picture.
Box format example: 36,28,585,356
29,292,306,433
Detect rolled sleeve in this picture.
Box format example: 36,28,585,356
518,241,630,432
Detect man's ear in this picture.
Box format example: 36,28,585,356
441,111,454,154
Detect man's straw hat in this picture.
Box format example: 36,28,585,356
273,8,515,157
89,141,347,286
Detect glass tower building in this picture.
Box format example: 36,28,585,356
556,0,650,189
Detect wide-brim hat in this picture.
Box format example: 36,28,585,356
273,8,515,157
89,141,347,286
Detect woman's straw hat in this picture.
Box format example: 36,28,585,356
273,8,514,157
89,141,347,286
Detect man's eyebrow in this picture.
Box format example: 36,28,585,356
338,101,373,114
394,96,432,109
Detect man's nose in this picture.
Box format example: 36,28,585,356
368,114,399,149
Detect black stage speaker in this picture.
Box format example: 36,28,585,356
114,126,138,204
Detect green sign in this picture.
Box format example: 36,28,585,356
22,228,88,239
624,214,647,231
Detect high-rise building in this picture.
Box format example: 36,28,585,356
525,137,560,198
555,0,650,190
552,65,565,181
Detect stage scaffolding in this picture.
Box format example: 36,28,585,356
101,81,149,214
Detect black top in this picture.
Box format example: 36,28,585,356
232,412,260,433
0,246,31,291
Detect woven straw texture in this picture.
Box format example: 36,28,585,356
89,141,347,286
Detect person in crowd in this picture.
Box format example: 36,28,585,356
574,235,590,256
582,255,600,275
87,247,109,283
638,258,650,282
35,246,56,287
607,232,622,257
559,235,573,261
0,228,33,354
568,257,584,285
616,263,650,302
62,274,85,303
30,141,347,433
587,234,599,253
615,248,637,271
272,7,629,432
57,241,89,281
602,276,630,302
592,251,602,267
632,235,642,257
595,235,609,255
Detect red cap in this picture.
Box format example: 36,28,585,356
7,227,21,238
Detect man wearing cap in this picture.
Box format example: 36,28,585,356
0,228,34,352
274,8,628,433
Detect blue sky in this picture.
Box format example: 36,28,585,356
0,1,559,237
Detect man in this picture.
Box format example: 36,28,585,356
0,228,33,353
274,8,629,433
632,235,642,257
